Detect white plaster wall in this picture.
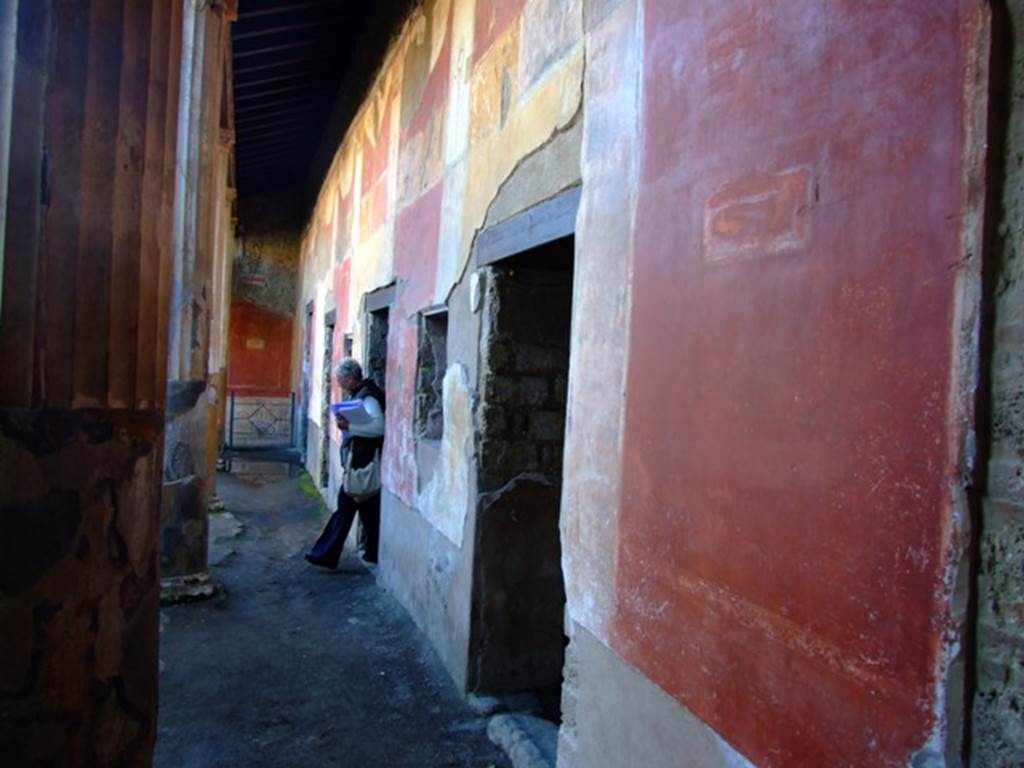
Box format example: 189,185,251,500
559,0,641,640
415,364,473,546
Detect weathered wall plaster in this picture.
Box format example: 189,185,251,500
559,0,639,648
559,622,753,768
416,364,474,546
234,194,301,317
379,487,475,691
482,114,581,231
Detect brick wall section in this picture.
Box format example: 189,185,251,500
479,261,572,493
974,2,1024,763
469,254,573,692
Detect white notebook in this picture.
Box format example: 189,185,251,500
331,398,372,426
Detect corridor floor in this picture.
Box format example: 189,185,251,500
155,469,509,768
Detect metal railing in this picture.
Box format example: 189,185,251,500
224,391,297,451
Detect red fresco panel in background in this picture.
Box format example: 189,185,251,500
384,181,443,505
227,301,293,397
612,2,978,765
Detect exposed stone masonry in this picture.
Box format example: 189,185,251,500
973,1,1024,762
470,249,573,694
478,257,572,494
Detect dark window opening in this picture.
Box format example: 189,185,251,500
321,310,336,488
415,309,448,442
366,307,389,392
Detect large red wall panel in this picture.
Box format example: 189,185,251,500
613,2,982,765
228,301,293,397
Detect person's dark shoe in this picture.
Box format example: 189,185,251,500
304,553,336,569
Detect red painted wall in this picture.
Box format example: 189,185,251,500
383,181,443,505
612,2,979,765
227,301,293,396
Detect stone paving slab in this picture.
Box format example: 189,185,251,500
487,714,558,768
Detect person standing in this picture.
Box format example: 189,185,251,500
305,358,385,568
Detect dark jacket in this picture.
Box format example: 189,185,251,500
341,378,386,471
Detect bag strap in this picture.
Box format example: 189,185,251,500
344,446,379,472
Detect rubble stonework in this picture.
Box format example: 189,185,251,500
973,1,1024,762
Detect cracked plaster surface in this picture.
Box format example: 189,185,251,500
416,363,473,546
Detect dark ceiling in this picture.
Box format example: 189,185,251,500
232,0,415,204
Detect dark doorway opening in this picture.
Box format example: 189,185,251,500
366,306,389,391
299,302,314,462
356,304,389,554
321,309,336,488
471,235,574,723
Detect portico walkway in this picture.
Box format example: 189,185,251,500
155,469,509,768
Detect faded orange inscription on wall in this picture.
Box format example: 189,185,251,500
703,167,811,262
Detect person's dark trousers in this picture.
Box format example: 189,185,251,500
307,489,380,567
